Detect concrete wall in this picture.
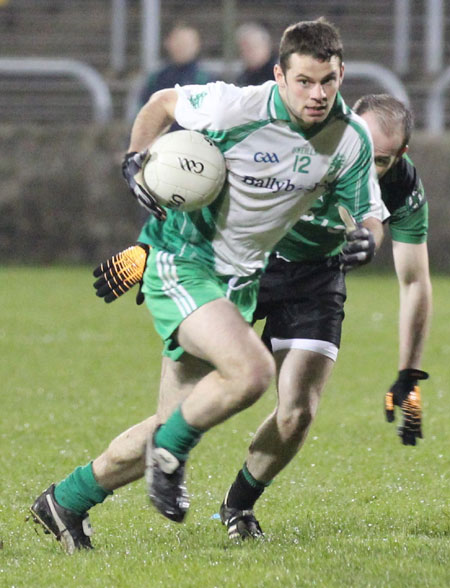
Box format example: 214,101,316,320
1,125,449,272
0,124,144,264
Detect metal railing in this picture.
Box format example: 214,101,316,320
425,0,445,75
3,2,450,131
0,58,113,124
426,67,450,134
393,0,410,75
344,62,410,107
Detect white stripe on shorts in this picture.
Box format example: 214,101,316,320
156,251,198,317
270,337,338,362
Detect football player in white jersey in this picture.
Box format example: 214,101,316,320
88,95,431,543
30,18,383,552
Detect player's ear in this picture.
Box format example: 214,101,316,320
274,64,285,87
339,61,345,85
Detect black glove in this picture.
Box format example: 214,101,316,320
122,151,166,220
385,368,429,446
93,243,149,304
340,225,375,271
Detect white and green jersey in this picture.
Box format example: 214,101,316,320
139,80,382,277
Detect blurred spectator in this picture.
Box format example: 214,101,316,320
139,23,212,106
235,22,277,86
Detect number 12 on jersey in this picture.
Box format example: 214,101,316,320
293,155,311,173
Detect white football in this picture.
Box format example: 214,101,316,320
141,130,226,212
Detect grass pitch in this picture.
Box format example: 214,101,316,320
1,267,449,587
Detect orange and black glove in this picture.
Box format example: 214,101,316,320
385,369,429,446
93,243,149,304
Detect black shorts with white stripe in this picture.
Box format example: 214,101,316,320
254,254,346,352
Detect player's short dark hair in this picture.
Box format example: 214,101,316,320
279,18,343,74
353,94,413,150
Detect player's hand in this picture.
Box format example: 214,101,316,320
340,225,375,271
93,243,149,304
385,368,429,446
122,151,166,220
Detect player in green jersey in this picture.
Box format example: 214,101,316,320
29,19,383,552
218,94,431,539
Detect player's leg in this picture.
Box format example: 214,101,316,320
29,422,152,554
94,353,212,490
148,296,275,522
220,255,345,539
144,250,275,522
92,416,157,490
29,354,211,553
145,251,274,433
246,348,334,482
176,297,275,429
221,349,334,540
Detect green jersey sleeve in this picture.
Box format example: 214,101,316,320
380,154,428,244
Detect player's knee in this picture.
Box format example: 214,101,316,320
278,405,314,441
230,350,275,408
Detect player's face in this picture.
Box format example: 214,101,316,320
275,54,344,128
359,111,406,178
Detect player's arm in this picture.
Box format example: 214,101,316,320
392,240,432,370
385,240,432,445
122,89,179,219
128,88,178,152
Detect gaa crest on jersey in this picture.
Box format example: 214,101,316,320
253,152,280,163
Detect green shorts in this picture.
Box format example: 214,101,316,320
142,248,261,360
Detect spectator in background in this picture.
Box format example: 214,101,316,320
139,23,211,107
235,22,277,86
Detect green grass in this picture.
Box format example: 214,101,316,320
1,267,449,587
